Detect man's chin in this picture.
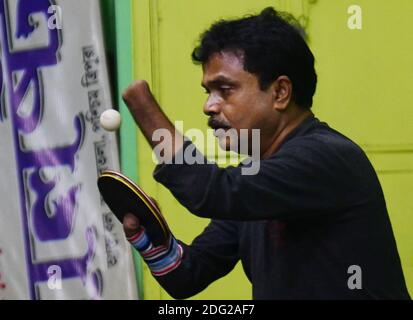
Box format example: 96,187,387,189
217,136,240,153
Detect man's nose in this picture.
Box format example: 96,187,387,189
203,94,221,116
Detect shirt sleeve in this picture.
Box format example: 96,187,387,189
154,220,240,299
153,139,369,221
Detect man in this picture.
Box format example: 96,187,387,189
121,8,410,299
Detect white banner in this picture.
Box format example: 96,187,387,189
0,0,138,299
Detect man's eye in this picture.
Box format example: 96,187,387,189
220,87,232,94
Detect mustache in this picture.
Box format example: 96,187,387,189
208,117,231,130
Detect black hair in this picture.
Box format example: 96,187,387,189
192,7,317,109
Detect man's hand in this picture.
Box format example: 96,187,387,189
122,197,161,238
123,213,140,239
122,200,183,277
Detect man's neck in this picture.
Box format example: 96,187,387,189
261,109,314,159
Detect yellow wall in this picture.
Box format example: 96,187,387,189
308,0,413,294
130,0,413,299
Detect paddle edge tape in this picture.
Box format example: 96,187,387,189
99,170,170,241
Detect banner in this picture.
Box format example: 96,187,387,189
0,0,138,299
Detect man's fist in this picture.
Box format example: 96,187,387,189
122,197,161,238
122,199,183,277
123,213,140,238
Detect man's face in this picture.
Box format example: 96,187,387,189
202,51,279,154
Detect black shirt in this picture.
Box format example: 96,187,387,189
152,116,410,299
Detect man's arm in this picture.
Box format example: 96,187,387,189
155,220,240,299
124,213,240,299
153,139,371,221
122,80,184,163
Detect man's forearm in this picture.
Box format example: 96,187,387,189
122,80,184,162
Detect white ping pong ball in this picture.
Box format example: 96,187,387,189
100,109,121,131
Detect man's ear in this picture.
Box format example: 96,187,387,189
271,76,293,111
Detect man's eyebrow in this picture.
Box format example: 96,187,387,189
201,76,237,88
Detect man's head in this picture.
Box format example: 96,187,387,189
192,7,317,155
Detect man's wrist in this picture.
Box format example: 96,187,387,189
146,237,183,277
127,229,183,277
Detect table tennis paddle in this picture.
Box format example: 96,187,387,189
97,170,170,246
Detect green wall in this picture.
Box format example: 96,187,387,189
103,0,413,299
101,0,143,299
